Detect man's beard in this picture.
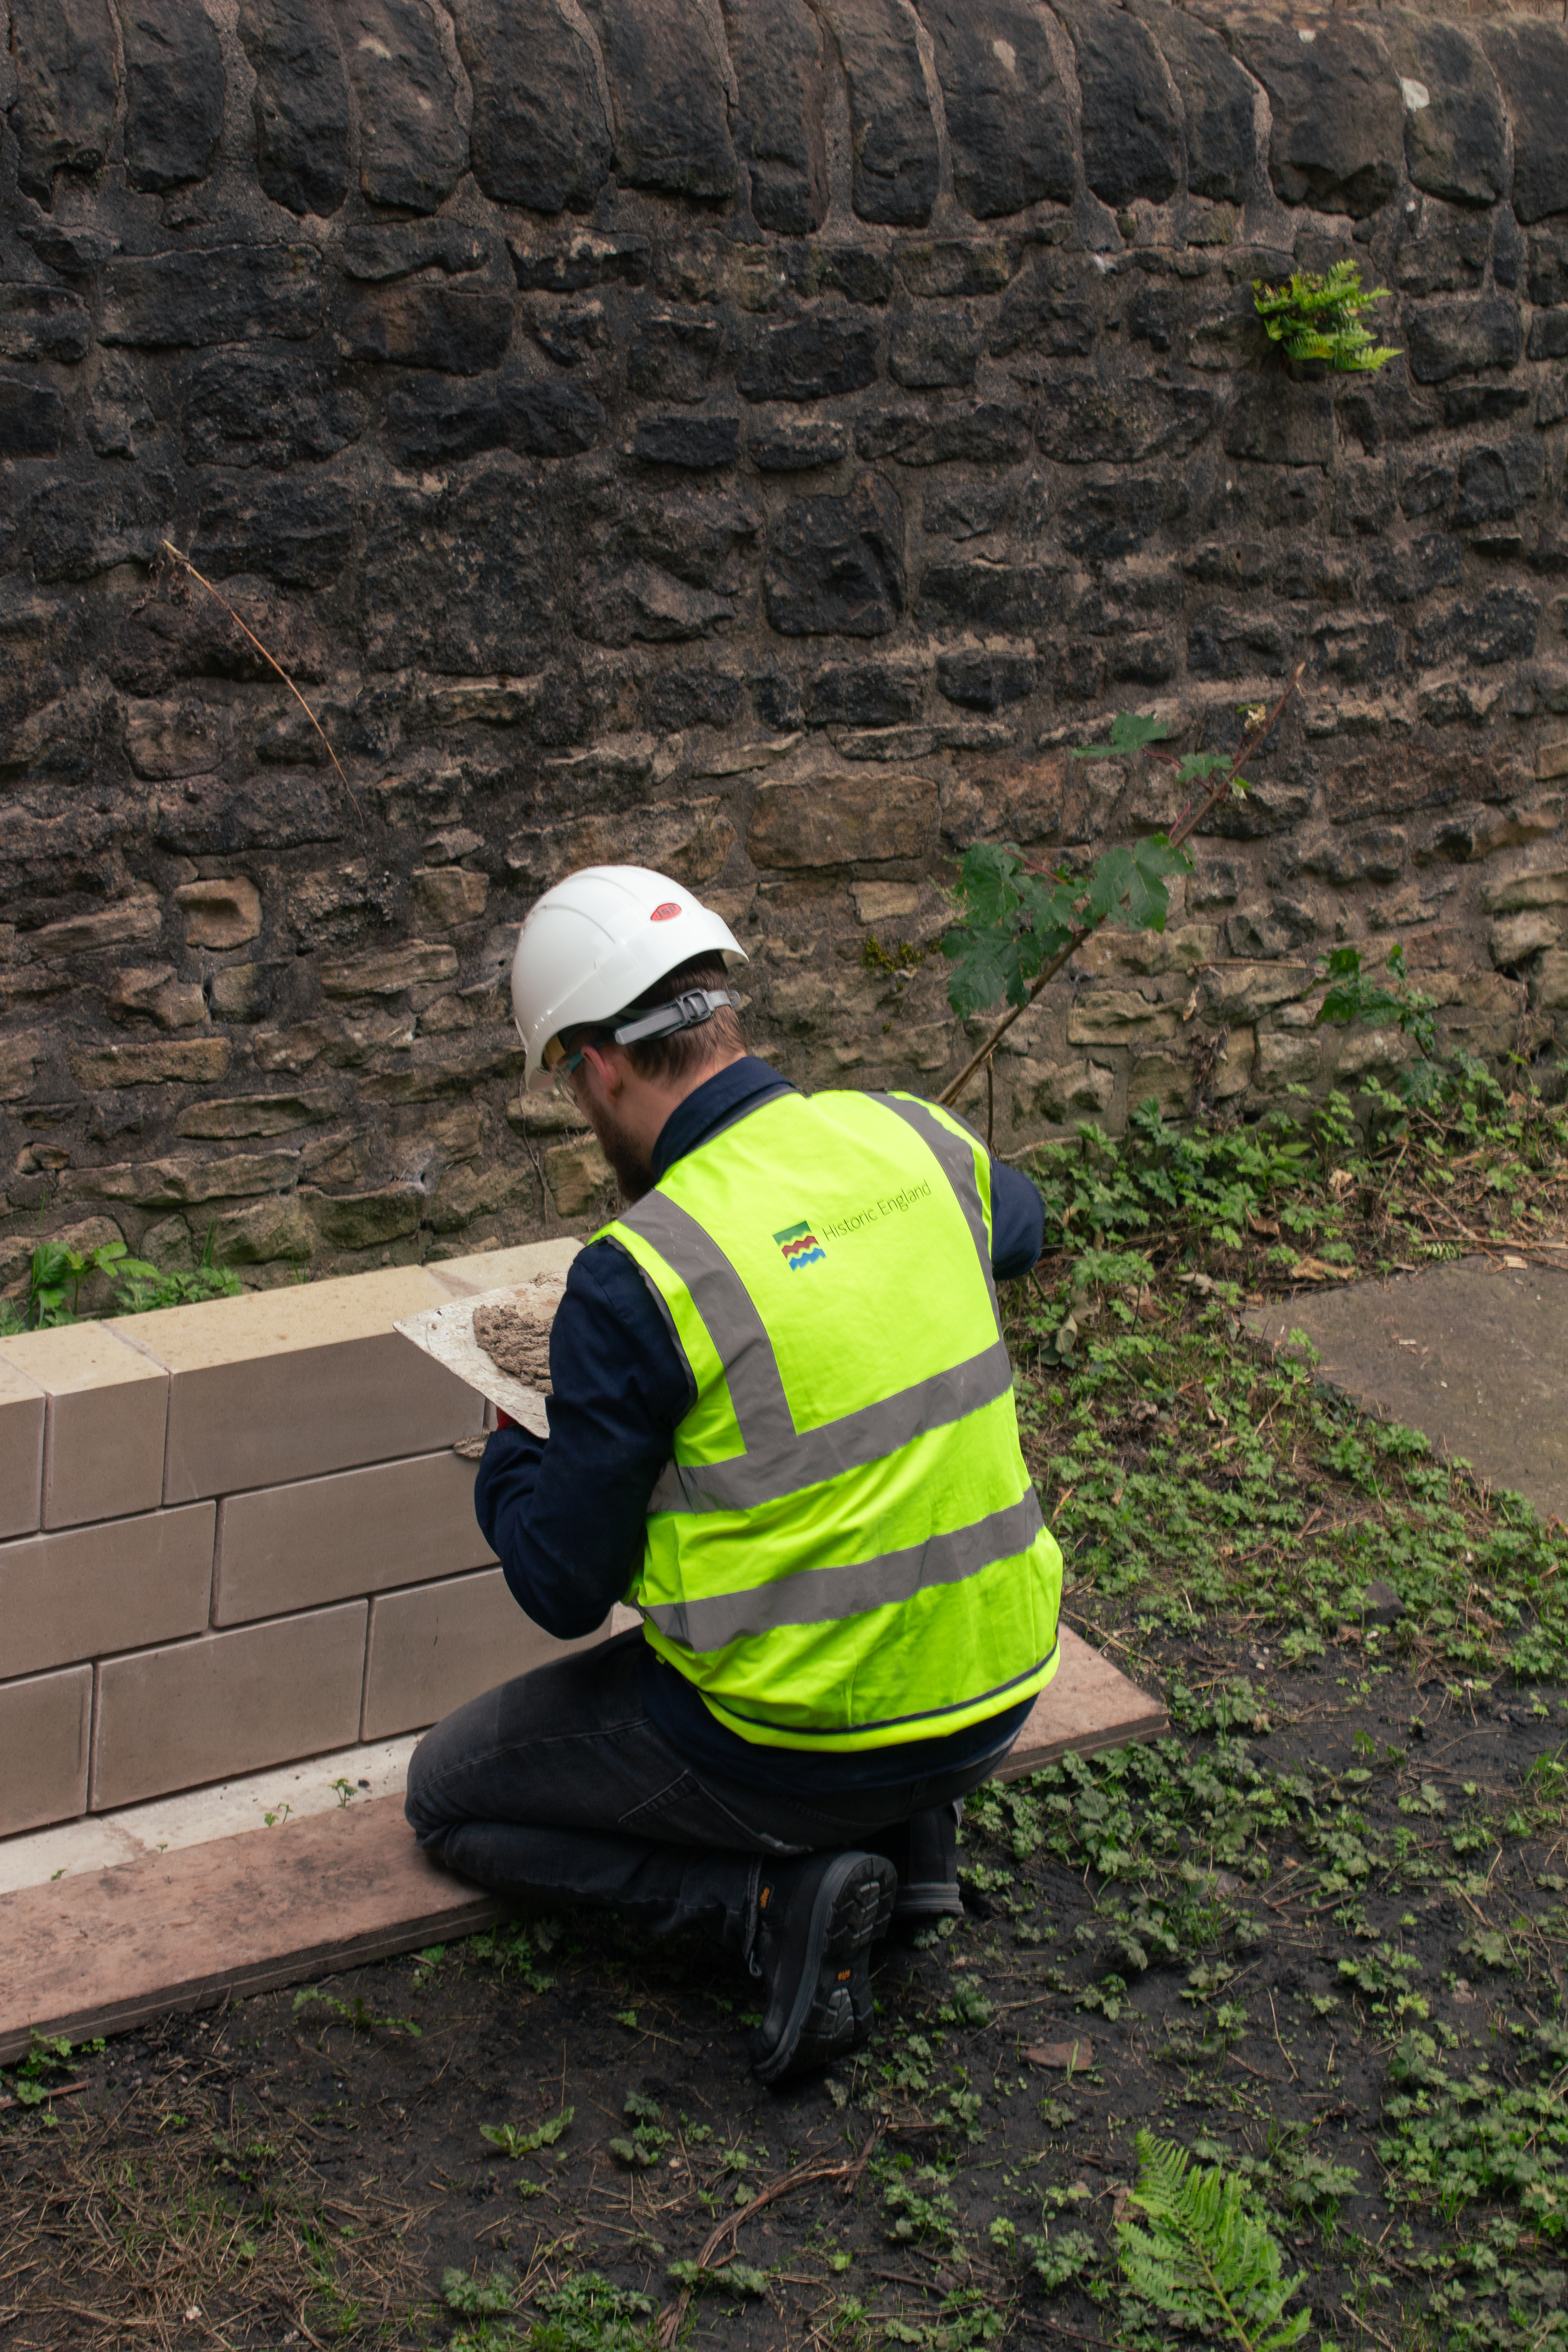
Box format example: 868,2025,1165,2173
583,1098,656,1204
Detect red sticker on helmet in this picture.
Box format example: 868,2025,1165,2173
650,902,681,921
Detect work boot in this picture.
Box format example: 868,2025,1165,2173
749,1850,896,2087
869,1804,964,1939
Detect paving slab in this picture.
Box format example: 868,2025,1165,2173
1245,1255,1568,1524
0,1627,1161,2060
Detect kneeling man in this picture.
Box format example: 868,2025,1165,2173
407,865,1062,2084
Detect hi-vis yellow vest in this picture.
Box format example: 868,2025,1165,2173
598,1088,1062,1750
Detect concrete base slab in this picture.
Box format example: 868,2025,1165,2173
0,1626,1161,2061
1245,1256,1568,1525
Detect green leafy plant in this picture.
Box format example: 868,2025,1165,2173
481,2108,574,2159
939,677,1302,1110
292,1985,421,2038
1253,261,1401,372
608,2090,671,2168
443,2267,517,2316
0,1229,242,1337
1117,2131,1310,2351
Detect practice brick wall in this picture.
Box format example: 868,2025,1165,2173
2,0,1568,1298
0,1237,582,1836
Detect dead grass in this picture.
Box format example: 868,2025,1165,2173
0,2031,432,2351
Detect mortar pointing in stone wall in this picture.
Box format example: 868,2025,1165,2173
2,0,1565,1298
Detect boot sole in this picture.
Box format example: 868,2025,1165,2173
753,1853,896,2088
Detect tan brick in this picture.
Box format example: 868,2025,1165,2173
1536,740,1568,782
215,1451,495,1626
0,1322,168,1528
118,1264,483,1503
362,1571,603,1740
175,876,262,948
69,1038,232,1088
0,1666,92,1836
92,1603,368,1810
0,1504,214,1681
0,1358,44,1540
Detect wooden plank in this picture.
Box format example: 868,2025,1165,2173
997,1623,1166,1779
0,1626,1161,2061
0,1796,500,2063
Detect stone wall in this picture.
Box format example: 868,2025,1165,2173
3,0,1567,1287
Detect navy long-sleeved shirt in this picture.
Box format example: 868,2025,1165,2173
474,1057,1046,1795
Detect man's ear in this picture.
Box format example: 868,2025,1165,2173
579,1039,626,1098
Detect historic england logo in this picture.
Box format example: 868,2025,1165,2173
774,1220,826,1270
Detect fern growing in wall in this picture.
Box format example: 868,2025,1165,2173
1254,260,1401,371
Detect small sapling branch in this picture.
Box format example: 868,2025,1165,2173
157,539,363,828
939,664,1305,1113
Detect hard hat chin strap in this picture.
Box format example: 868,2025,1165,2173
610,987,741,1049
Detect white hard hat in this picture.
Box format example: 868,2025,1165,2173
511,866,748,1093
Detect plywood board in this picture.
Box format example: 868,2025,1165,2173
0,1627,1161,2060
998,1623,1166,1779
0,1796,500,2063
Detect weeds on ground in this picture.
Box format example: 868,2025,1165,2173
0,1229,240,1334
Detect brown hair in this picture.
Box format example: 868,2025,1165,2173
559,953,745,1086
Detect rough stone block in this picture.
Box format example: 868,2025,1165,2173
215,1450,496,1625
889,307,981,390
1233,15,1402,218
818,0,939,226
1053,0,1180,209
0,1323,169,1530
0,1666,92,1837
738,315,880,403
914,0,1074,219
0,1361,45,1542
1133,0,1254,204
1224,381,1334,469
748,771,936,866
0,1504,214,1682
764,474,905,636
508,799,735,892
632,413,740,469
92,1604,369,1810
118,1266,481,1503
544,1137,613,1217
238,0,351,216
319,942,458,998
578,0,737,198
1033,375,1216,465
101,247,323,348
342,0,466,212
0,373,67,460
175,877,262,948
1403,298,1522,386
1480,22,1568,225
1384,19,1506,210
451,0,609,211
362,1572,605,1739
722,0,830,233
121,0,224,190
857,400,1034,466
7,0,119,202
69,1039,233,1089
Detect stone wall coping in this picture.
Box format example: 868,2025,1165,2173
0,1321,168,1398
83,1237,581,1377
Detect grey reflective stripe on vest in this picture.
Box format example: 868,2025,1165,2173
642,1486,1045,1651
869,1094,1000,1327
620,1093,1013,1514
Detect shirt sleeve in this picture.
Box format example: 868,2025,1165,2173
990,1159,1045,1280
471,1238,693,1640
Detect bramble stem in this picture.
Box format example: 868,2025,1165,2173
157,539,362,826
939,664,1306,1114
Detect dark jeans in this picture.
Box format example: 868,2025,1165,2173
405,1630,1015,1964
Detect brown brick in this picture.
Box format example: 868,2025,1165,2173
361,1571,604,1740
69,1038,233,1088
0,1504,215,1681
0,1666,92,1836
215,1450,495,1625
117,1265,483,1503
91,1603,369,1810
0,1358,44,1540
0,1322,168,1529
